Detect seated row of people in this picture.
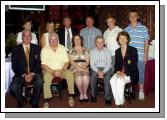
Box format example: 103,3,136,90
10,29,139,108
16,10,149,103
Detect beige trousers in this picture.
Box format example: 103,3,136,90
43,69,74,99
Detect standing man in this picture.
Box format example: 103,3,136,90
125,10,149,100
10,30,43,108
58,16,78,50
103,15,123,72
41,32,75,108
90,36,113,106
80,16,102,50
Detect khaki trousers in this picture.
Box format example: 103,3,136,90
43,69,74,99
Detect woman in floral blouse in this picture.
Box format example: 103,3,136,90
69,35,90,102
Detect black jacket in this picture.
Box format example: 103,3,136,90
114,45,139,83
11,43,41,77
57,27,78,46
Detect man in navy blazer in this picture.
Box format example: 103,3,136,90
9,30,43,108
57,16,78,49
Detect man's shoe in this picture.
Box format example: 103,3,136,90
68,97,74,107
29,100,39,108
138,91,145,101
91,97,97,103
105,100,112,106
43,102,49,108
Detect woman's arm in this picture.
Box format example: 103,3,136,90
68,54,84,71
40,34,46,48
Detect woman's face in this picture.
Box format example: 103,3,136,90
23,21,31,31
119,35,128,46
47,23,54,33
74,36,81,46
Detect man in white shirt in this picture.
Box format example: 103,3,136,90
103,15,122,72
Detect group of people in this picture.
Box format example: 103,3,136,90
9,9,149,108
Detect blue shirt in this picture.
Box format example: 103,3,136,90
90,47,112,73
80,26,102,50
124,22,150,61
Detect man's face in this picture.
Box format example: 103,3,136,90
129,12,139,23
63,18,71,28
96,38,104,50
49,35,59,47
107,18,116,28
22,31,32,45
86,17,94,28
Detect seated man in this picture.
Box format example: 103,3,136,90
90,36,113,106
10,30,43,108
41,32,75,108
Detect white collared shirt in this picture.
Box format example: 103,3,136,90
103,26,123,56
22,43,30,53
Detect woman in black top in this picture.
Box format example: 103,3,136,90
110,31,139,107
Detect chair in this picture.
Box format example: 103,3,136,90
51,77,62,100
97,77,104,95
22,81,34,105
124,83,136,103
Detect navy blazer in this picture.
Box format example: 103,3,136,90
114,45,139,83
11,43,41,77
57,27,78,46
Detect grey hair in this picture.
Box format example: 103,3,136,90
22,30,32,40
95,36,105,43
48,32,59,43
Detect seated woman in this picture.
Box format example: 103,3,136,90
110,31,139,107
68,35,90,102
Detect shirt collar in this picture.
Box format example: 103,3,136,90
65,27,71,32
22,43,30,49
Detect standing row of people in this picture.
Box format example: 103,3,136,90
10,9,149,108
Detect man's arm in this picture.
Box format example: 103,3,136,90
61,62,69,72
41,64,54,75
90,51,99,72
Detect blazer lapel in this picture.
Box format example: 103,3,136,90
20,44,27,71
29,44,34,70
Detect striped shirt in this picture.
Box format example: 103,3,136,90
124,22,150,61
80,26,102,50
90,47,112,73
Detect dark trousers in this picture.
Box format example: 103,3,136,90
90,68,113,100
9,73,43,106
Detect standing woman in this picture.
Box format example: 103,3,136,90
40,21,55,48
110,31,139,107
16,19,38,45
69,35,90,102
